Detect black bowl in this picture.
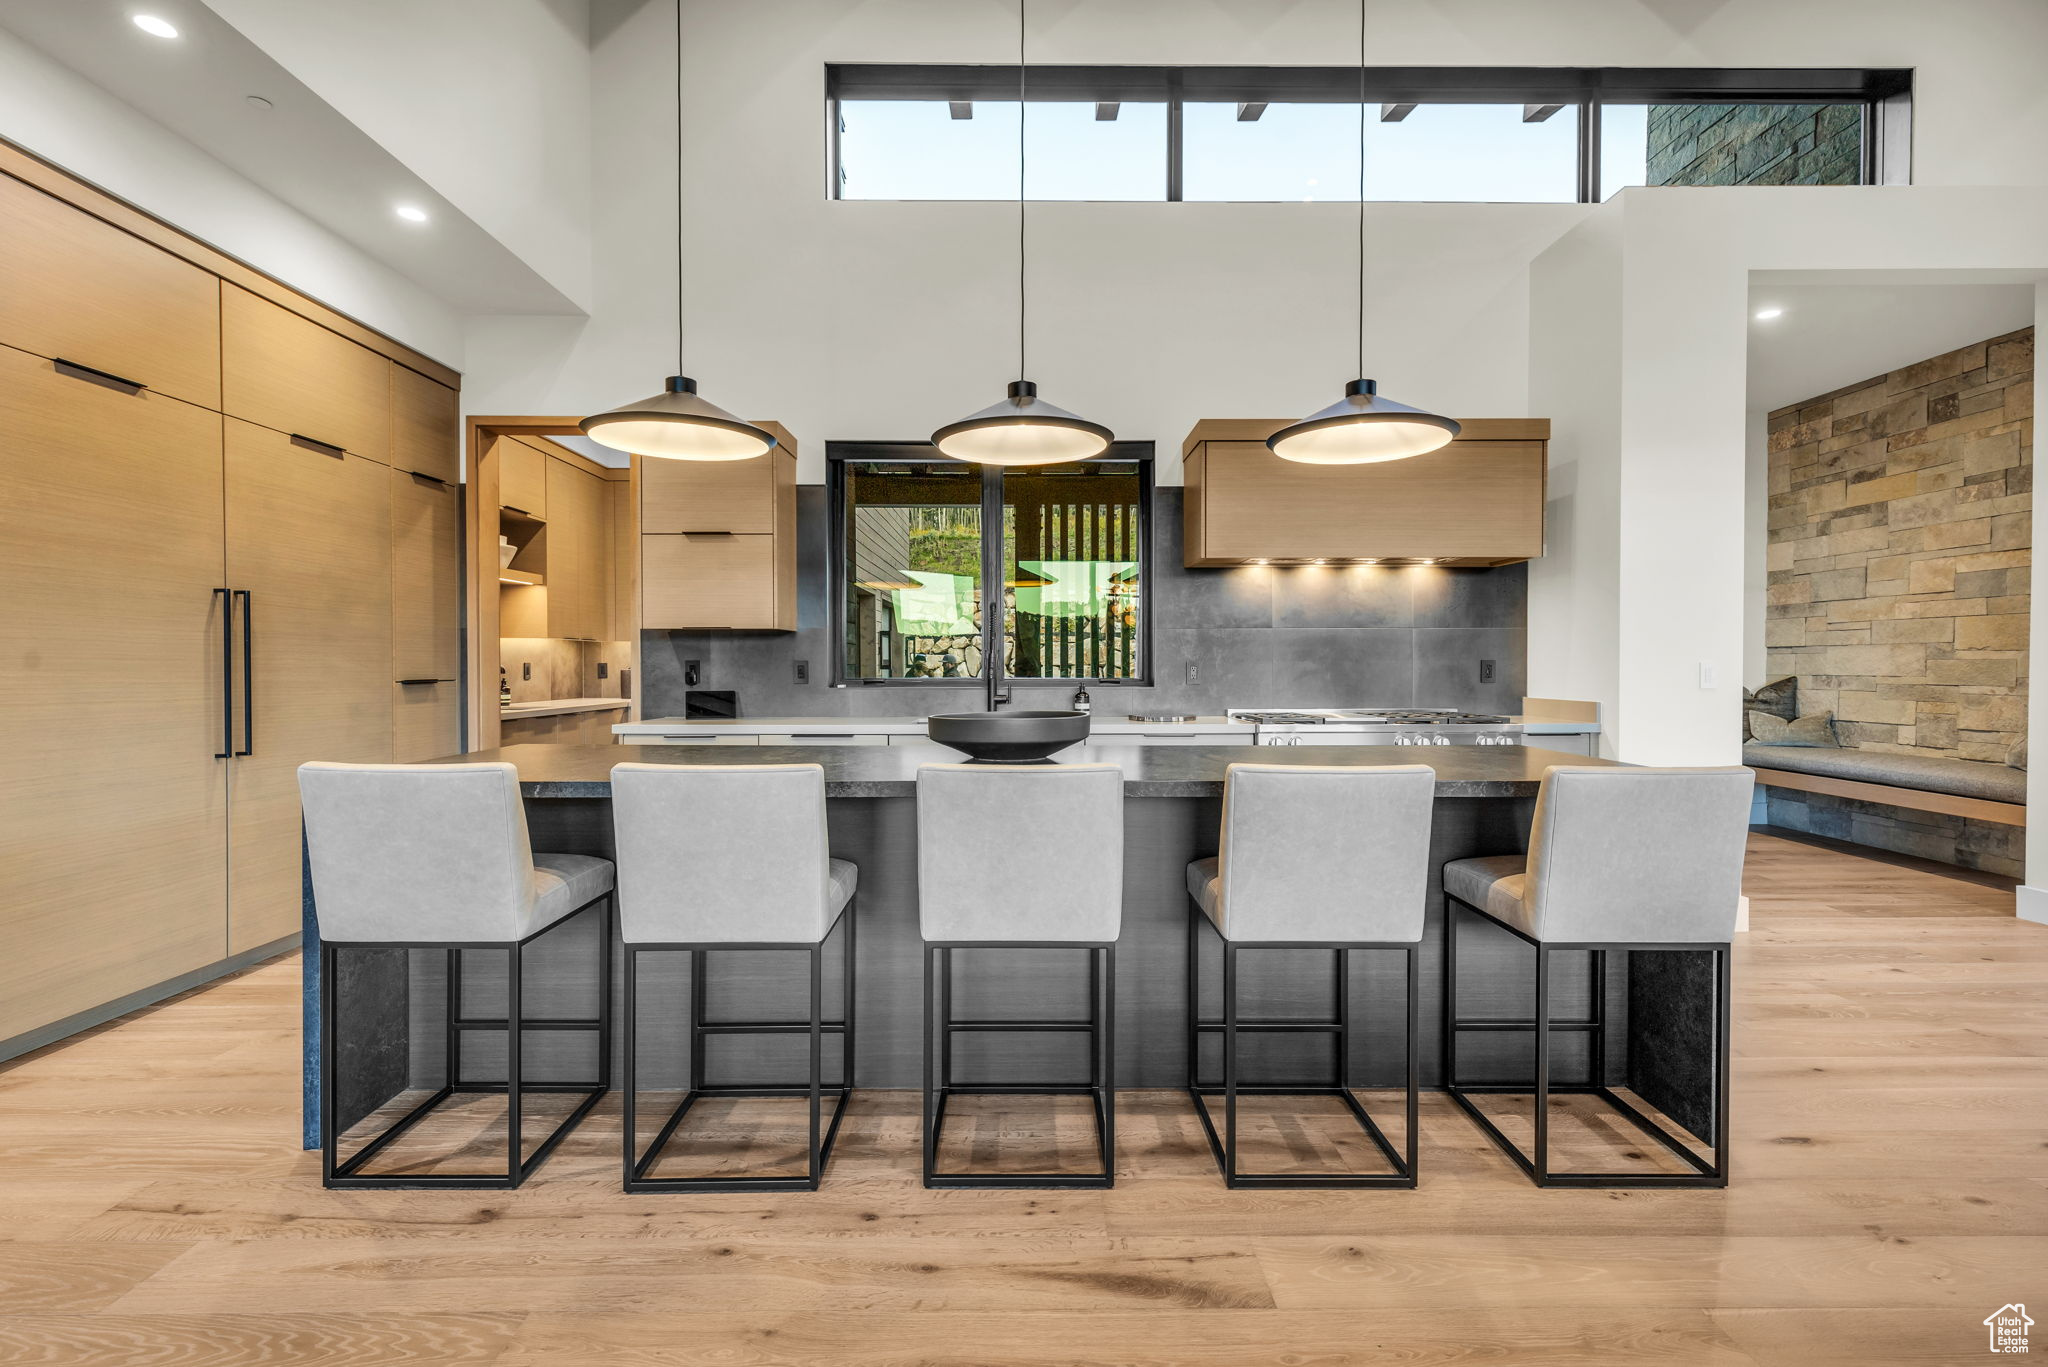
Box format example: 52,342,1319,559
927,709,1091,763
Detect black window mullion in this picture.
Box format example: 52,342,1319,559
1578,95,1601,203
1166,72,1184,202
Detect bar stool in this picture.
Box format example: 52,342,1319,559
1184,763,1433,1188
1442,764,1753,1188
916,763,1123,1189
299,761,613,1190
611,763,856,1193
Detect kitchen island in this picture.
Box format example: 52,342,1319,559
303,742,1718,1151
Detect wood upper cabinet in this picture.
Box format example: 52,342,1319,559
1180,419,1549,567
224,418,393,955
0,345,228,1043
545,457,610,641
390,364,459,483
498,437,549,516
0,172,221,409
221,285,391,463
637,432,797,630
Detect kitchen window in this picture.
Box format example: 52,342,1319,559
830,444,1153,686
828,65,1909,202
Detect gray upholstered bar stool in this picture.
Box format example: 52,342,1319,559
1185,763,1435,1189
1442,764,1754,1189
611,763,856,1193
299,761,614,1190
916,763,1123,1189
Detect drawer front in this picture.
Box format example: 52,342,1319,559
1096,731,1254,745
222,286,390,461
755,733,891,746
642,533,777,629
625,732,761,746
0,173,221,408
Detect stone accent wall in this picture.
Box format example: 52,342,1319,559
1765,328,2032,760
1647,104,1862,187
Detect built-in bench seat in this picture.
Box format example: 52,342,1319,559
1742,743,2026,827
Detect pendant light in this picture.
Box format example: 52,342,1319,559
581,0,775,462
1267,0,1458,466
930,0,1112,466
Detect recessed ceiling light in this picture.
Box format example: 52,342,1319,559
133,14,179,38
394,204,429,223
244,95,273,111
1754,306,1784,320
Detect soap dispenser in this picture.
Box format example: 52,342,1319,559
1072,683,1091,713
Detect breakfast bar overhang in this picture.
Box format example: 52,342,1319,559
302,742,1722,1156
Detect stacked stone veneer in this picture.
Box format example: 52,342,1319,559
1647,104,1861,187
1762,328,2033,874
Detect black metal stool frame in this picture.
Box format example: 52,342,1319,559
321,893,613,1191
1184,904,1419,1189
922,941,1116,1190
622,902,855,1193
1443,892,1731,1189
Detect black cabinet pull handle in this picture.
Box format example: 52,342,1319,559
290,434,346,459
395,678,453,686
679,530,736,536
213,588,233,758
54,358,145,393
407,470,450,487
502,503,531,515
233,590,254,756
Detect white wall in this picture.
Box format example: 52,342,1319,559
0,26,463,363
201,0,595,312
463,0,2048,483
1526,189,2048,778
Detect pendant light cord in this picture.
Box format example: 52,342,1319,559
684,0,692,375
1356,0,1366,381
1018,0,1028,385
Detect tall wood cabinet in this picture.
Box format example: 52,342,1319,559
0,155,462,1053
638,426,798,630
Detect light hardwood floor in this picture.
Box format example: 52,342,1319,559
1,831,2042,1365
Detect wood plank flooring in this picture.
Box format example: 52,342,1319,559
1,830,2042,1365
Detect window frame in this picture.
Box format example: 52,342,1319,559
827,440,1156,688
826,65,1911,202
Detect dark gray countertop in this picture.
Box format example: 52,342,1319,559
431,742,1623,798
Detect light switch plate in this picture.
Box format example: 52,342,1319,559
521,662,531,681
1698,662,1719,689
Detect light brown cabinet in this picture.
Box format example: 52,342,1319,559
391,363,460,483
222,285,392,463
0,346,229,1044
498,437,549,516
224,420,395,954
0,159,463,1055
546,457,610,641
392,469,462,761
0,172,222,409
1180,418,1549,567
637,434,797,630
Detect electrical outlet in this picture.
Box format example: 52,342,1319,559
521,662,531,681
597,662,609,680
1186,661,1200,686
1479,659,1495,683
793,659,810,685
1699,661,1719,689
684,659,701,687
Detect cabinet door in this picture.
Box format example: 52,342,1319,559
642,533,780,629
221,286,391,463
226,419,393,954
391,365,459,483
0,346,228,1042
498,438,548,517
547,457,608,640
392,468,461,760
0,173,222,409
640,454,776,533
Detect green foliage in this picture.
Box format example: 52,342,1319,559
908,527,981,577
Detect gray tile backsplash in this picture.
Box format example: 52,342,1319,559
640,488,1528,719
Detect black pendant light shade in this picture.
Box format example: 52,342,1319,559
1266,379,1460,465
580,376,776,462
932,380,1111,466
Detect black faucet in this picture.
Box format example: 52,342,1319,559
985,663,1011,712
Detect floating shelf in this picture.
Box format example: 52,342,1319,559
499,567,546,587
